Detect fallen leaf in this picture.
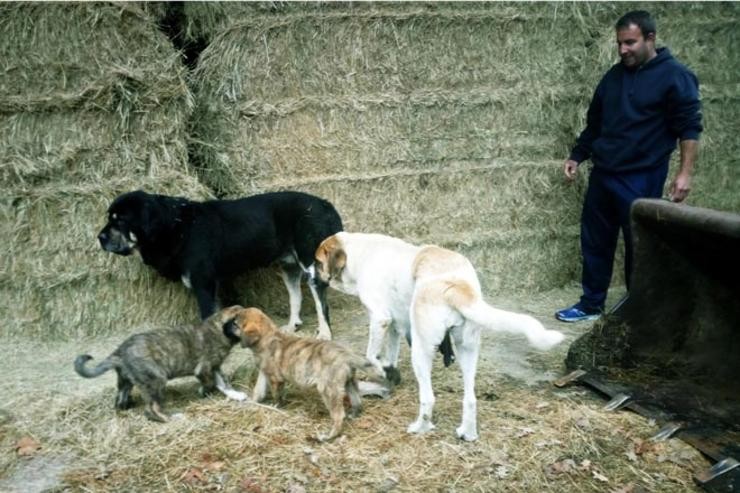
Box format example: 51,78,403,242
632,438,652,455
593,470,609,482
240,476,266,493
180,467,205,484
15,436,41,456
625,450,639,462
199,452,225,471
546,458,576,476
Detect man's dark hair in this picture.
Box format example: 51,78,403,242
616,10,656,38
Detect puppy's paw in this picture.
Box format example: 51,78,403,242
407,419,435,435
224,389,248,402
171,412,186,421
455,425,479,442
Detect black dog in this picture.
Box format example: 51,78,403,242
98,190,343,339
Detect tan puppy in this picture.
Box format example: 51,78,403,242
225,307,384,441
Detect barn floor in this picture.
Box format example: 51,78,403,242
0,286,709,492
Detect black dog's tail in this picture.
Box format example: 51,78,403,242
74,354,119,378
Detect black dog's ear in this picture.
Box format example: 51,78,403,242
139,195,167,239
222,318,241,344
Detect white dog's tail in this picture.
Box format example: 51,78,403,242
454,296,565,351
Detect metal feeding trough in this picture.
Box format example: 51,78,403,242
560,199,740,491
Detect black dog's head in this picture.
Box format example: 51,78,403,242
98,190,179,256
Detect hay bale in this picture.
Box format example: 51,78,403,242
0,3,206,339
188,2,739,298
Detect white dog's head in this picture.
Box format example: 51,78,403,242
313,234,347,285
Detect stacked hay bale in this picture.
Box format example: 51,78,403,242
5,2,736,337
187,2,739,300
0,3,209,339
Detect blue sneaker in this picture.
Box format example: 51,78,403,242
555,304,601,323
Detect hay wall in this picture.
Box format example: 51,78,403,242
0,3,209,339
187,1,739,299
3,2,738,338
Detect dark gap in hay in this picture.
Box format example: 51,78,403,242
154,1,209,70
146,1,217,199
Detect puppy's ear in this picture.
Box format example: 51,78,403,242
222,318,241,344
240,327,260,348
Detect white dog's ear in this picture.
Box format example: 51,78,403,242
328,247,346,278
315,235,346,280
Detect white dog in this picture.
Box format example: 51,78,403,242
312,232,565,441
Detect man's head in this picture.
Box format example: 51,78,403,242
615,10,657,69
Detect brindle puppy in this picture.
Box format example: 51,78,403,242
74,306,247,422
225,307,386,441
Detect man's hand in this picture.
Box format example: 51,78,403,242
669,172,692,202
670,139,698,203
564,159,579,181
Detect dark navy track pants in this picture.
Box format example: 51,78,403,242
579,165,668,311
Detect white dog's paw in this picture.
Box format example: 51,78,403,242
407,419,435,435
171,412,186,421
456,425,479,442
225,389,248,402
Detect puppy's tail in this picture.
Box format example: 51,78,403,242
449,286,564,351
74,354,119,378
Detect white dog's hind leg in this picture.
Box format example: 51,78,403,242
407,339,436,435
453,325,481,441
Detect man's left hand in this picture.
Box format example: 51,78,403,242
669,172,692,202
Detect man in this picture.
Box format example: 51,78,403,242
556,10,702,323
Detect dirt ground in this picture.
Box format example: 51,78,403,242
0,286,709,492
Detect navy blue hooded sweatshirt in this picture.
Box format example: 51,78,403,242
570,47,702,172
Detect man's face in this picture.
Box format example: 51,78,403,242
617,23,654,69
